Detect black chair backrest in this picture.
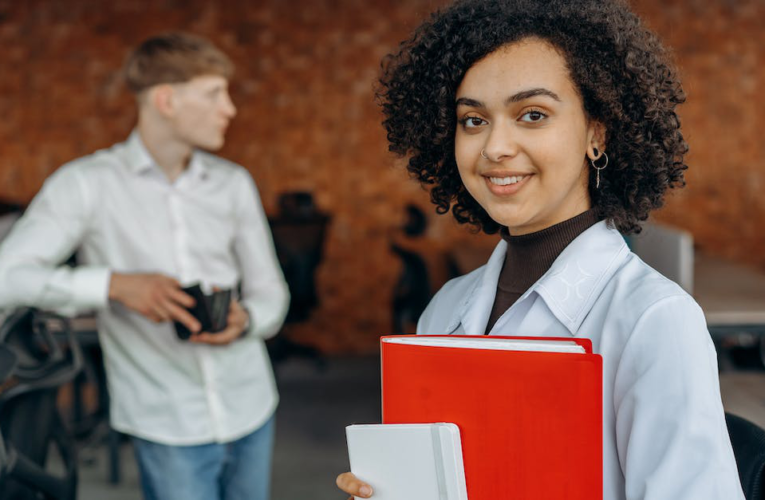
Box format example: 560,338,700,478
269,216,330,322
390,243,431,334
726,412,765,500
278,192,316,219
0,347,16,384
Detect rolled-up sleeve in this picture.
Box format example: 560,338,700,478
231,169,290,339
0,165,111,316
613,295,744,500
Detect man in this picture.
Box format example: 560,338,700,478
0,33,289,500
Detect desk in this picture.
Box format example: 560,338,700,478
694,254,765,336
693,254,765,370
42,315,99,344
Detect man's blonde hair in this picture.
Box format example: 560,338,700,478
124,32,234,94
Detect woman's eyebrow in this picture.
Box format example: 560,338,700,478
455,97,484,108
507,88,561,103
456,88,561,108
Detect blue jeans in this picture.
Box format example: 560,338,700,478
132,415,275,500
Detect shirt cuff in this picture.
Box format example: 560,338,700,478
240,304,252,338
72,267,111,310
241,297,286,340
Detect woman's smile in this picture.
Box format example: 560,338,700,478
483,172,533,195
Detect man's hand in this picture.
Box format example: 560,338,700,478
109,273,200,334
190,299,249,346
336,472,373,499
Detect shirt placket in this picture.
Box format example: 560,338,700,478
168,188,191,283
169,182,226,441
199,351,227,440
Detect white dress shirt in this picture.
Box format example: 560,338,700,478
0,132,290,445
417,221,744,500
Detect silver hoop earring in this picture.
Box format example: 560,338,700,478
481,149,490,160
590,151,609,189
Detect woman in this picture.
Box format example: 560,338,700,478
338,0,744,498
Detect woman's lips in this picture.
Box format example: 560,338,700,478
484,173,532,195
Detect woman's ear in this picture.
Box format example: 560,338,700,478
586,121,607,160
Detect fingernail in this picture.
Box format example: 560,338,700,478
360,485,373,497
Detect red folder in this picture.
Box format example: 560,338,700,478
381,335,602,500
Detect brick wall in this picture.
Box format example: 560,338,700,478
635,0,765,267
0,0,762,353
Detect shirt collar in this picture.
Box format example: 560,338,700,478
124,131,155,174
453,221,629,336
185,152,209,182
532,221,629,334
449,239,507,335
124,130,208,180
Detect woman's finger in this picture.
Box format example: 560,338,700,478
336,472,373,498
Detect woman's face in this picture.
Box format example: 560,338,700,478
454,38,602,235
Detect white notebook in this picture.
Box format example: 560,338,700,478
346,423,468,500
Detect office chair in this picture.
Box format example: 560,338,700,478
270,192,330,322
0,308,83,500
390,242,431,334
726,412,765,500
390,204,432,333
267,192,330,367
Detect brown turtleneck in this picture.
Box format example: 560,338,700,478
484,209,600,334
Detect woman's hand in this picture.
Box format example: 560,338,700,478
336,472,373,498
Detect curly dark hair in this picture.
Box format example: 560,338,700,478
377,0,688,234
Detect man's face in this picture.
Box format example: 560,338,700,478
168,75,237,151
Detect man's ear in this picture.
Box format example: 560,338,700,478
149,84,175,118
586,120,607,159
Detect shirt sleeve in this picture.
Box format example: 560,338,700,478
613,294,745,500
231,169,290,339
0,165,111,317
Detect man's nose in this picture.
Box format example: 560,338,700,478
222,92,237,118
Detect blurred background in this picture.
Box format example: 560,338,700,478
0,0,763,498
1,0,764,352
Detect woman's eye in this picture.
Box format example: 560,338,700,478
520,110,547,123
461,116,486,129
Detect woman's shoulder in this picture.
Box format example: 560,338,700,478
605,252,709,349
612,252,697,312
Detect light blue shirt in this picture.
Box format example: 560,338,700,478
418,221,744,500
